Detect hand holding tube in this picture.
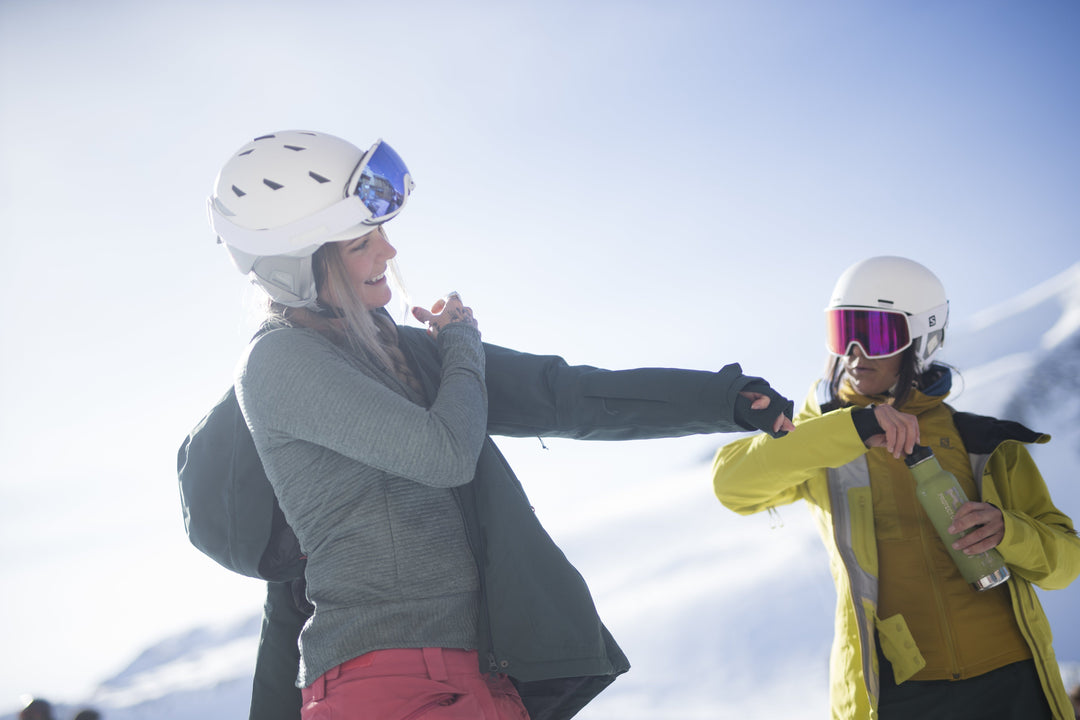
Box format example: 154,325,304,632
904,444,1010,590
949,502,1006,555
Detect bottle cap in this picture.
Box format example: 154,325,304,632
904,444,933,467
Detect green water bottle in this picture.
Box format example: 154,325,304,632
904,444,1010,591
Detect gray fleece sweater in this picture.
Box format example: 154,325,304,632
235,322,487,687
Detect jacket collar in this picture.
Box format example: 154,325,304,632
827,363,953,413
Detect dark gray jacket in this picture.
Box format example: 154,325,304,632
181,315,791,720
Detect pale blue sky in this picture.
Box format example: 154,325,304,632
1,0,1078,708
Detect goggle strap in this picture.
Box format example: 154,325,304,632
907,302,949,340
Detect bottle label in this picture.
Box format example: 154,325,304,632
938,488,964,521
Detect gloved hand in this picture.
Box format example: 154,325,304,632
734,377,795,438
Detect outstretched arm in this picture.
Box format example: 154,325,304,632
713,391,869,514
480,342,794,440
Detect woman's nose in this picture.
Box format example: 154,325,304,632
376,228,397,259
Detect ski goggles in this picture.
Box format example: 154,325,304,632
349,139,414,223
210,139,415,256
825,308,912,358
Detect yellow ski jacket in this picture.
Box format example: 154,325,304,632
712,375,1080,720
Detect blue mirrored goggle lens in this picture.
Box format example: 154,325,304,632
825,309,911,358
354,142,412,220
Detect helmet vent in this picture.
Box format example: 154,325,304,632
284,144,306,152
308,171,331,184
239,149,255,157
231,185,246,197
263,179,284,190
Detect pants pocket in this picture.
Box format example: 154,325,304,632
485,674,530,720
308,675,483,720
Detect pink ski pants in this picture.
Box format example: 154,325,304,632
300,647,531,720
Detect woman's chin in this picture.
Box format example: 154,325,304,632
360,287,393,309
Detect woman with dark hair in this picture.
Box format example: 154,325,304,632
712,256,1080,719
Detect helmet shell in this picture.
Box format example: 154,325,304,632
211,130,366,237
828,255,946,315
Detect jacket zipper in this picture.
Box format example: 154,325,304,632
1011,581,1068,720
451,482,502,675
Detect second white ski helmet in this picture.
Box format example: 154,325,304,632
826,255,949,367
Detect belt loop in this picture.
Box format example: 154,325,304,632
422,647,448,681
309,673,327,702
310,663,341,702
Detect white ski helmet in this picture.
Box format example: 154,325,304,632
826,256,949,367
208,130,414,307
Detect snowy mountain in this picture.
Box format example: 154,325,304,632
8,263,1080,720
1,617,260,720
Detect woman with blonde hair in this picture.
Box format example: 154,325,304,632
198,129,795,720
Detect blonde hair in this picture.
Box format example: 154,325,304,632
269,238,396,371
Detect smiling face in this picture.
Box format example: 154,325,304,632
841,344,904,397
319,225,397,309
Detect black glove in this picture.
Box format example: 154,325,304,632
851,405,885,442
733,377,794,438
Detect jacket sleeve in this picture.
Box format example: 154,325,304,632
712,391,868,515
249,581,306,720
481,341,778,440
991,443,1080,591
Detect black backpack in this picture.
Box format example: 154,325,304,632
176,384,304,582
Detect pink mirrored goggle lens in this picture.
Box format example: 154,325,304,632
825,308,912,358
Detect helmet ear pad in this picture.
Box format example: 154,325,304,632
224,241,316,307
251,255,316,307
925,328,945,358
